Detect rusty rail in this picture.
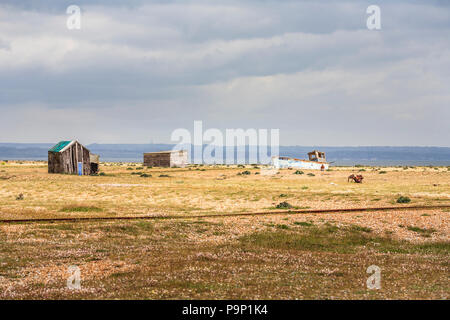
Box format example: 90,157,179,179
0,205,448,224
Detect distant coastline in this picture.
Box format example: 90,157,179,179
1,143,449,166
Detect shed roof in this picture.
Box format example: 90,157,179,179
144,150,187,155
48,140,90,153
49,141,73,153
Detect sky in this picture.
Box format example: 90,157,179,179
0,0,449,146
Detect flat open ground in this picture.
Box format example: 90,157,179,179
0,161,449,299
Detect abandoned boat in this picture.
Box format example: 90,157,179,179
271,150,330,170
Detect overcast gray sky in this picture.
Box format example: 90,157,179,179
0,0,449,145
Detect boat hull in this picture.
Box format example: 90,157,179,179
271,157,329,170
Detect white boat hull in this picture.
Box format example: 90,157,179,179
271,157,329,170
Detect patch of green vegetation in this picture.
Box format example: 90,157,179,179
396,196,411,204
239,227,369,254
407,226,436,237
307,173,315,177
323,223,339,233
134,221,154,232
279,193,288,198
39,223,77,231
159,174,170,177
276,224,289,230
96,172,115,176
60,205,103,213
140,173,151,178
408,242,450,255
349,225,372,233
98,224,140,235
276,201,293,209
379,171,387,174
194,227,209,233
264,223,276,228
293,170,304,175
293,221,313,227
240,225,450,255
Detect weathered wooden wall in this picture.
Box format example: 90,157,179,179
143,150,188,167
143,152,171,167
48,152,63,173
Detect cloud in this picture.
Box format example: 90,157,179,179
0,0,449,145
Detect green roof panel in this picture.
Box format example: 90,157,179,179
49,141,72,153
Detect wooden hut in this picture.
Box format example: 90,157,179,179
48,140,95,175
143,150,188,168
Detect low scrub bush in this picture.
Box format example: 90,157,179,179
396,196,411,204
294,221,313,227
276,201,293,209
140,173,151,178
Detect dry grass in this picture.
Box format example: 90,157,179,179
0,161,448,299
1,161,449,219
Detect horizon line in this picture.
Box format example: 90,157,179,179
1,142,450,148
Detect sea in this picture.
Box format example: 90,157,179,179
0,143,449,167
